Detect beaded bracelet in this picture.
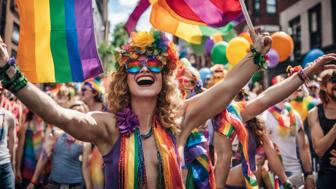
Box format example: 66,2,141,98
286,65,310,86
250,46,268,70
0,57,28,93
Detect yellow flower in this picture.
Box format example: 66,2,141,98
131,31,154,48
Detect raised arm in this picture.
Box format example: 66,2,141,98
308,108,336,156
82,143,92,189
6,111,16,168
242,54,336,122
262,135,288,184
181,31,272,137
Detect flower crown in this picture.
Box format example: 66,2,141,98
115,30,178,71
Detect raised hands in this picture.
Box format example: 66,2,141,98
0,36,9,66
249,28,272,55
305,53,336,76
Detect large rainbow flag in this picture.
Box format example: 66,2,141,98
16,0,103,83
150,0,243,44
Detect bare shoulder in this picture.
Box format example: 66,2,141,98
88,111,118,143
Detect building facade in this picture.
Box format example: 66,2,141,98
0,0,19,57
279,0,336,63
236,0,280,33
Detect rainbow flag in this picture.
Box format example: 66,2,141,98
124,0,150,35
150,0,243,44
16,0,103,83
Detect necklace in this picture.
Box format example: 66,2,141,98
140,127,153,140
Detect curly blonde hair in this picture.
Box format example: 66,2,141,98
107,66,182,132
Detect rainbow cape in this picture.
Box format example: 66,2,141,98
214,102,259,189
16,0,103,83
149,0,243,44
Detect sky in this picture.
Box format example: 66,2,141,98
108,0,152,36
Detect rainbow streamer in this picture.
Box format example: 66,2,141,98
150,0,243,44
214,102,259,189
269,104,297,138
184,130,216,189
16,0,103,83
90,147,104,189
124,0,150,34
153,122,184,189
116,122,183,189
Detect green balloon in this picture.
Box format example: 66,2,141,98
211,42,228,65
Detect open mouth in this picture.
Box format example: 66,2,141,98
136,75,155,86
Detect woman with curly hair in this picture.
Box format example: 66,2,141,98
0,30,272,189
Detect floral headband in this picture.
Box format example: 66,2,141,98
115,30,179,71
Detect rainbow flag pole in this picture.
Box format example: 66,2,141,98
239,0,257,39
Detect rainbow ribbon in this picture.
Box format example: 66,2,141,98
214,102,259,189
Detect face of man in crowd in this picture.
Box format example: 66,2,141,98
325,78,336,102
80,84,95,103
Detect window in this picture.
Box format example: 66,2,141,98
308,3,321,48
289,16,301,62
266,0,277,14
10,0,18,18
0,0,7,36
11,49,16,58
253,0,260,16
11,22,19,45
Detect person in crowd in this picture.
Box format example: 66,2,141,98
15,110,46,189
263,77,314,189
308,69,336,189
0,105,16,189
27,101,92,189
80,80,105,189
213,58,336,189
0,29,273,189
307,80,320,100
176,61,216,188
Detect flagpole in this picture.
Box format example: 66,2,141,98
239,0,257,39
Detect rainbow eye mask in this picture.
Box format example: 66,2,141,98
126,58,163,74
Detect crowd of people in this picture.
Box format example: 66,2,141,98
0,29,335,189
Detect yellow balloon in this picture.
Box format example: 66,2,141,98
226,37,250,66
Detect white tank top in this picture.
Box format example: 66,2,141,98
0,108,11,165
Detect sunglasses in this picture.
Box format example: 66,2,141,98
126,58,163,74
178,76,196,86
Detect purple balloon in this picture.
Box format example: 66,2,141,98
267,48,280,68
205,38,215,55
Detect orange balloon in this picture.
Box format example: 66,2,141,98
212,33,223,43
239,32,253,44
271,32,294,62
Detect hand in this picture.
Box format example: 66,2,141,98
15,170,22,184
249,28,272,55
305,53,336,76
304,175,315,189
0,36,9,67
26,183,35,189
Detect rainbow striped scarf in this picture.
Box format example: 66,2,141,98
22,121,44,180
184,129,216,189
117,121,183,189
16,0,103,83
268,104,297,138
214,102,259,189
